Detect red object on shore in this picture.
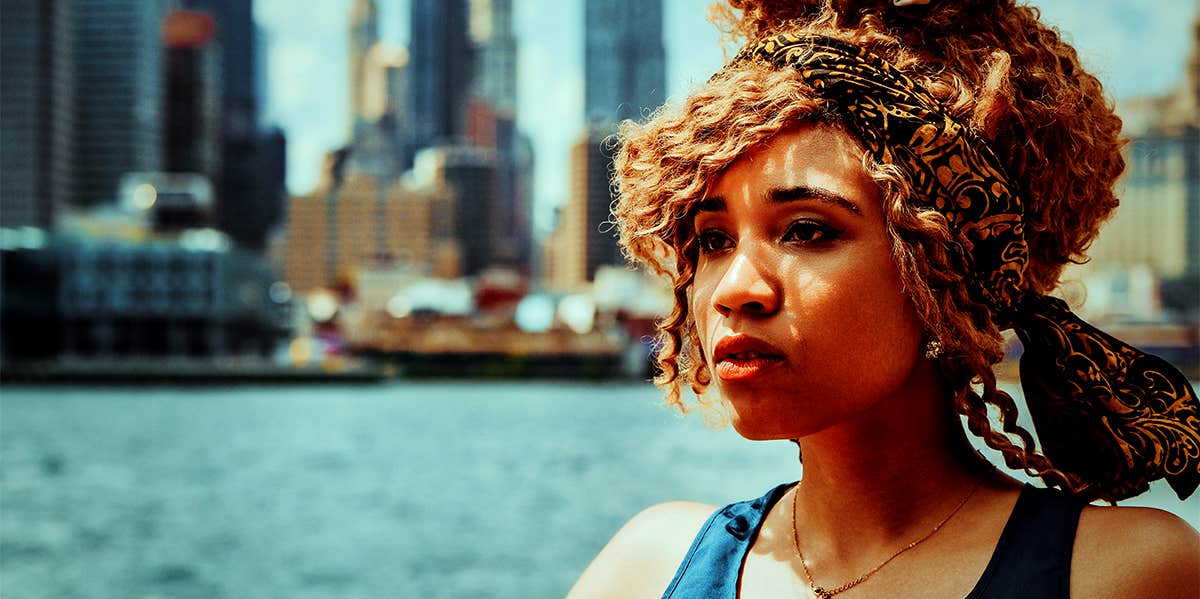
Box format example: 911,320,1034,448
163,10,215,49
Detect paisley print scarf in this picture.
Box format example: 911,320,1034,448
733,34,1199,502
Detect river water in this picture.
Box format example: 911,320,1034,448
2,382,1196,599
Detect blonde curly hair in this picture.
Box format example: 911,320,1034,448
611,0,1125,493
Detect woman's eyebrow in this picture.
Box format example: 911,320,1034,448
767,186,862,216
694,197,726,213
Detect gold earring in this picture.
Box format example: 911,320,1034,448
923,339,944,359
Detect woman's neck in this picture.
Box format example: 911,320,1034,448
792,369,999,560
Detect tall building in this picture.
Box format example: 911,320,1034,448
74,0,170,208
162,10,222,180
348,0,380,137
352,42,411,181
409,0,473,150
181,0,286,251
549,127,621,289
551,0,664,286
182,0,256,136
470,0,517,117
0,0,76,229
466,0,532,273
584,0,665,125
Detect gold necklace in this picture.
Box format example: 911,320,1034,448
789,483,980,599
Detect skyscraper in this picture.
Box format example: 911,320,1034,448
470,0,517,118
74,0,170,208
409,0,473,150
0,0,76,228
162,10,221,180
348,0,380,138
182,0,287,251
550,127,621,289
467,0,531,273
182,0,256,136
551,0,665,285
584,0,665,125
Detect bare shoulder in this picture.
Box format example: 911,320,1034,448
566,501,718,599
1072,503,1200,599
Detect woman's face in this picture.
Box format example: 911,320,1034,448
691,124,928,440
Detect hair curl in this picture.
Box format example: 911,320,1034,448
611,0,1125,494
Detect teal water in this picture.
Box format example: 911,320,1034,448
1,382,1196,598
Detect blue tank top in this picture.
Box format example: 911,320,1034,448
661,483,1085,598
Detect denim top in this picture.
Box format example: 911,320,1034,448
661,482,1084,598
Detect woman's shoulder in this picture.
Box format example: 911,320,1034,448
1072,502,1200,598
566,501,718,599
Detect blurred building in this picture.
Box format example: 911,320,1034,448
352,42,412,181
584,0,665,125
182,0,256,133
470,0,517,118
182,0,288,251
1,0,76,229
466,0,533,273
56,241,287,358
1,229,290,363
74,0,171,208
1082,17,1199,318
548,127,621,289
412,146,497,277
409,0,474,150
163,10,222,184
348,0,381,138
546,0,666,288
283,163,459,294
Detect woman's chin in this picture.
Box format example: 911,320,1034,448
728,411,801,442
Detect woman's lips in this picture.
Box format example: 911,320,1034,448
713,334,786,382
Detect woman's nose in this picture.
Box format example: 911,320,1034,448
711,250,780,317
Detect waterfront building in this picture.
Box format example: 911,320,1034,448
1,231,290,363
0,0,76,229
583,0,665,125
74,0,170,208
409,0,473,150
56,240,283,357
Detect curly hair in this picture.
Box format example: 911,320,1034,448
611,0,1126,494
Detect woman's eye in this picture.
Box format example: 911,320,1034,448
783,220,840,244
697,229,733,254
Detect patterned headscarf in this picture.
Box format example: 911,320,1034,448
732,34,1199,502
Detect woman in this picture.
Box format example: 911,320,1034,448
568,1,1200,597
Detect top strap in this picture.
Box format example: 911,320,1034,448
661,482,796,598
967,484,1086,599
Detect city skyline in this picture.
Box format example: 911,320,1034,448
256,0,1198,234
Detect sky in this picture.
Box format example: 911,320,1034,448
253,0,1198,234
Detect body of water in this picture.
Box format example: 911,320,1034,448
1,381,1196,598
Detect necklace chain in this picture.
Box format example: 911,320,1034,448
789,483,979,599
